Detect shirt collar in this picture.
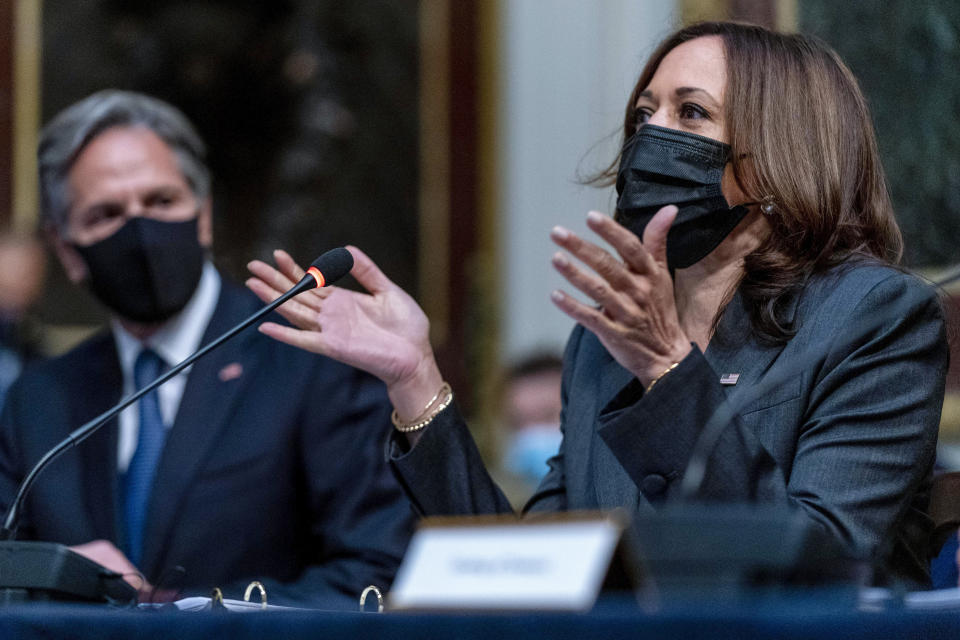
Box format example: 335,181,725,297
113,261,222,373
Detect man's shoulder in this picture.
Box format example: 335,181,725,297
0,330,116,429
19,330,114,385
209,276,261,320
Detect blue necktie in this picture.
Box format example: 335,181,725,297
124,349,167,567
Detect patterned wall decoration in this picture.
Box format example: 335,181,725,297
801,2,960,269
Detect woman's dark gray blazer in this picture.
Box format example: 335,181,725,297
390,263,948,585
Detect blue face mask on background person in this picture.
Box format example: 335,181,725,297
614,124,750,269
74,217,204,323
503,424,563,486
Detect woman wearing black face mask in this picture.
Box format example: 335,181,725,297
247,22,946,586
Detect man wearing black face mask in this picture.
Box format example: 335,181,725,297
0,90,414,607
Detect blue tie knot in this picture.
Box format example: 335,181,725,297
134,349,165,391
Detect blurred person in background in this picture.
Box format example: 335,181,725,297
0,90,413,606
0,233,46,411
494,352,563,507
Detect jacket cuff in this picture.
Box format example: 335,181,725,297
597,346,725,496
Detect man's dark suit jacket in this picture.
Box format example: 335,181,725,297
0,280,414,607
390,263,948,585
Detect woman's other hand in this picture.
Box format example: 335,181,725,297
550,205,692,386
246,246,444,421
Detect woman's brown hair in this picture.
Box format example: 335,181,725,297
604,22,901,342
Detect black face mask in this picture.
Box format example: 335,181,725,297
614,124,750,269
74,217,204,324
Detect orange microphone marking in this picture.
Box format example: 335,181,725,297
307,266,325,288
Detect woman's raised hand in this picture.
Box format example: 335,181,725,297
549,205,692,386
246,246,444,421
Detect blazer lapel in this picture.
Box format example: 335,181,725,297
592,354,644,511
139,286,265,578
703,291,798,398
76,335,124,542
703,290,798,412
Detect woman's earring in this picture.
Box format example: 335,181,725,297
760,196,776,215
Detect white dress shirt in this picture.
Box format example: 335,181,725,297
112,261,221,472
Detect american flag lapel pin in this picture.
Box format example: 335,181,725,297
719,373,740,385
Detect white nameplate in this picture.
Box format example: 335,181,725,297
388,515,625,611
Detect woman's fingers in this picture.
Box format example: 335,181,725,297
245,275,281,305
247,259,297,299
549,207,679,312
547,208,690,384
273,249,306,282
246,277,322,330
550,225,637,293
347,245,399,295
641,205,678,268
248,251,332,304
246,256,325,329
549,288,618,337
584,206,676,272
550,251,634,319
250,245,441,397
258,321,328,356
250,246,396,302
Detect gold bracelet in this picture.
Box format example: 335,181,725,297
645,361,679,394
399,382,450,424
392,388,453,433
391,382,453,432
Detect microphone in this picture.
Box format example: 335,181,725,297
1,247,353,540
291,246,355,294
